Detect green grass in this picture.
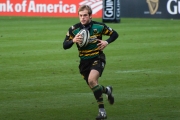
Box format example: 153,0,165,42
0,16,180,120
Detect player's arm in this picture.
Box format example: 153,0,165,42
63,27,83,49
63,37,74,50
63,28,75,50
103,25,119,44
106,31,118,44
97,25,119,50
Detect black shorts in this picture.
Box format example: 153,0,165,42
79,53,106,84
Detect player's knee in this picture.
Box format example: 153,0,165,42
88,78,97,87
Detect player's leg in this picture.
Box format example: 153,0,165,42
90,60,114,120
91,57,114,105
88,69,107,119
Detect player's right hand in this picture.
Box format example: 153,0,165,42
73,34,82,44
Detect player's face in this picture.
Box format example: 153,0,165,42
79,9,91,25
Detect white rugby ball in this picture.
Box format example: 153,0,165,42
78,29,90,47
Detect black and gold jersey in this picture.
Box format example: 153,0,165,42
63,21,117,60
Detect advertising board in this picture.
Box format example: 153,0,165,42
102,0,121,23
1,0,180,19
121,0,180,19
0,0,103,18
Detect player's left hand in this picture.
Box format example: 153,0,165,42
97,40,108,51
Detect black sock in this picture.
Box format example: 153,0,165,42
100,85,107,94
92,85,104,108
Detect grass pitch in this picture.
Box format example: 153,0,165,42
0,17,180,120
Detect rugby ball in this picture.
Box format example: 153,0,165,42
78,29,90,47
